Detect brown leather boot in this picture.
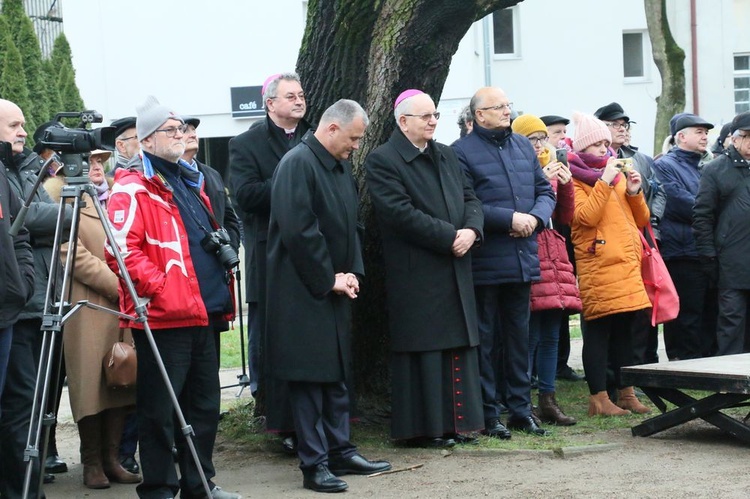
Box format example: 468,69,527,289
538,392,577,426
77,415,110,489
616,387,651,414
101,407,141,484
588,391,631,416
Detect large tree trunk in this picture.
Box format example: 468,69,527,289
645,0,686,156
297,0,521,404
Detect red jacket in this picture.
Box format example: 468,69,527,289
105,166,228,329
530,177,582,313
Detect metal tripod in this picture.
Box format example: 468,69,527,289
17,163,213,498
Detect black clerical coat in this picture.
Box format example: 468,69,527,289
229,115,312,302
266,132,363,382
365,130,483,353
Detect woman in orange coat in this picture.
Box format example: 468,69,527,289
567,113,652,416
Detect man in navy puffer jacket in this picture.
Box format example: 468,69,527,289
653,113,718,360
453,87,555,437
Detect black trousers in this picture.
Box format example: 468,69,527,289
0,318,45,499
583,312,636,394
288,381,356,470
716,288,750,356
132,325,220,499
475,282,532,421
664,259,718,359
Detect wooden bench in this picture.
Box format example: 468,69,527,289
620,353,750,443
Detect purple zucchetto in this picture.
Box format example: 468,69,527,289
262,73,283,96
394,89,424,109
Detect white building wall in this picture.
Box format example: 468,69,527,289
61,0,741,155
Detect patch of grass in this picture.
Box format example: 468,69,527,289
219,328,244,369
218,379,656,453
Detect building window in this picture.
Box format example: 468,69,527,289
492,7,519,58
623,32,645,78
734,54,750,114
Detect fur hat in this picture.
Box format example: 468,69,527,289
572,112,612,152
511,114,547,137
135,96,183,141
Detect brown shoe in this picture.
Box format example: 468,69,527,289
77,415,110,489
538,392,576,426
102,408,142,484
588,391,631,416
616,387,651,414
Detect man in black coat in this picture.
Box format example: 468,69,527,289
266,99,390,493
0,149,35,417
181,116,242,363
693,111,750,356
0,98,72,497
365,90,484,447
228,73,312,443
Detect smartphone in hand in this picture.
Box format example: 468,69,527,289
555,148,568,166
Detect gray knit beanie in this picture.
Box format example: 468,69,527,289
136,96,182,141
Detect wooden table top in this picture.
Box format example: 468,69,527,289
621,353,750,394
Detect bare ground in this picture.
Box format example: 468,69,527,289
42,338,750,498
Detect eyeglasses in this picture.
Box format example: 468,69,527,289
605,121,631,131
153,124,188,138
403,112,441,121
118,135,137,141
272,92,306,102
527,136,548,145
479,103,513,112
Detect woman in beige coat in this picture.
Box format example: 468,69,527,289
45,150,140,489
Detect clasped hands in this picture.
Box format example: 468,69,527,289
510,212,538,238
452,228,477,257
333,272,360,299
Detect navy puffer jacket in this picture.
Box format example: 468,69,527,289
453,124,555,285
652,147,703,260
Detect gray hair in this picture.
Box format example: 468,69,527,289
457,105,473,137
393,93,433,123
263,72,302,103
320,99,369,128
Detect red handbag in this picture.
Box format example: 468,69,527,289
639,225,680,326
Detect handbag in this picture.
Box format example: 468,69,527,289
102,328,137,389
639,225,680,326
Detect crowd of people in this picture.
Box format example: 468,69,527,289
1,71,750,497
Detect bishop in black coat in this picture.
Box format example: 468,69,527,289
365,107,485,442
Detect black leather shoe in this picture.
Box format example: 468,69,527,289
482,418,511,439
302,464,348,493
120,455,140,474
45,453,68,474
447,433,478,445
507,416,550,436
329,453,391,476
556,365,585,381
281,435,298,456
43,473,55,484
404,436,456,448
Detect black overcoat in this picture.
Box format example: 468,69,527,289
365,130,483,352
228,116,312,302
266,132,364,382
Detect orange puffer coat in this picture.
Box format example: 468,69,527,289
571,177,651,321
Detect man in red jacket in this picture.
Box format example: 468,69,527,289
106,96,240,499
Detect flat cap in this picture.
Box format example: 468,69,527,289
731,111,750,133
110,116,137,138
670,113,714,137
539,115,569,127
594,102,630,123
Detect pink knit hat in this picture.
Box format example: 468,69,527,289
572,112,612,152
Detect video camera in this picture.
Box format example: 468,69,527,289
34,111,116,178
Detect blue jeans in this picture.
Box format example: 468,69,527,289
528,310,562,394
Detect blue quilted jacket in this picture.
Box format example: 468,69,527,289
453,124,555,285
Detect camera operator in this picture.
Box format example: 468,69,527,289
0,98,72,498
0,155,34,417
105,96,240,499
180,116,241,366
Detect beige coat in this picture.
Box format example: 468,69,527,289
45,177,135,421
